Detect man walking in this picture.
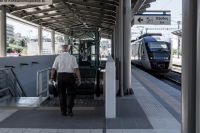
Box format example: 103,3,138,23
51,44,81,116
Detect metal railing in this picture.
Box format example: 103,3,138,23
36,68,51,104
0,68,26,98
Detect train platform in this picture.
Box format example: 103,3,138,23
172,56,182,73
0,67,181,133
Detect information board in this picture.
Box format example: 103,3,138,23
134,14,171,25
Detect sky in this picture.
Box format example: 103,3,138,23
7,0,182,38
7,18,51,38
131,0,182,39
148,0,182,25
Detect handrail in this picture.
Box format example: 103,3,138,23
37,68,51,73
9,68,26,96
36,68,51,104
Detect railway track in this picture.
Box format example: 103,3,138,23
164,70,181,85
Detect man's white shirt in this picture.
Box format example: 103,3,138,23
52,52,78,73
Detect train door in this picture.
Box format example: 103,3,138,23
137,42,140,60
138,41,143,65
141,41,146,66
141,43,145,60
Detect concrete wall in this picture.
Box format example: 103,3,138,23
0,55,56,96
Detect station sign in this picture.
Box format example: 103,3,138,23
134,14,171,25
0,0,52,5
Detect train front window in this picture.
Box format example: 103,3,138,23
147,42,169,51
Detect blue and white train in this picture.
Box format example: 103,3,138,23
131,34,172,74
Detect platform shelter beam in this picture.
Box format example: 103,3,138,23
0,6,6,57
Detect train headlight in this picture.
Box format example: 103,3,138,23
164,57,169,60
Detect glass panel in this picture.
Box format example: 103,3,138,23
91,55,96,61
100,38,111,60
7,19,38,56
42,30,52,55
91,45,95,54
147,42,169,51
55,33,64,54
72,45,79,54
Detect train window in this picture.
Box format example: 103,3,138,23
147,42,169,51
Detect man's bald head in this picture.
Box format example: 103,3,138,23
62,44,70,52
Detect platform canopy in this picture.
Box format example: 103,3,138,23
172,29,182,37
2,0,155,39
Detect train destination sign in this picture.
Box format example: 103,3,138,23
0,0,52,5
134,14,171,25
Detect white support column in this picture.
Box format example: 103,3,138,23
51,30,55,54
0,6,6,57
38,25,43,55
123,0,132,94
105,56,116,118
119,0,124,96
182,0,197,133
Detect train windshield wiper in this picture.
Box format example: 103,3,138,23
157,48,169,52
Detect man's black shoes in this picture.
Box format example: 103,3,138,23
68,109,73,117
62,112,67,116
68,112,73,117
61,111,73,117
61,108,73,117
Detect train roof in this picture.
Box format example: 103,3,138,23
143,36,171,43
133,34,171,43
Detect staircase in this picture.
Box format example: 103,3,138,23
0,68,26,101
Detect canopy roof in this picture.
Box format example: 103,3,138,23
172,30,182,37
2,0,156,39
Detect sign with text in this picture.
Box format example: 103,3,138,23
134,14,171,25
0,0,52,5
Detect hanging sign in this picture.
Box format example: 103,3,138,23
134,14,171,25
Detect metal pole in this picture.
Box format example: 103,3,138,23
196,0,200,132
119,0,124,96
115,7,120,62
177,21,181,59
146,28,148,34
0,6,6,57
123,0,132,95
96,31,100,67
115,7,120,95
111,29,115,59
51,30,55,54
38,25,43,55
182,0,197,132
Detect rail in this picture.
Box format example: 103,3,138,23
36,68,51,104
164,71,181,85
172,64,182,74
0,68,26,98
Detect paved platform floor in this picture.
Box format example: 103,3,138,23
0,67,181,133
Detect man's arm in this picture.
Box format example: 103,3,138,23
74,68,81,81
51,56,59,80
51,68,56,80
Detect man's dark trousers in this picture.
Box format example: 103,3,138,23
57,73,76,113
